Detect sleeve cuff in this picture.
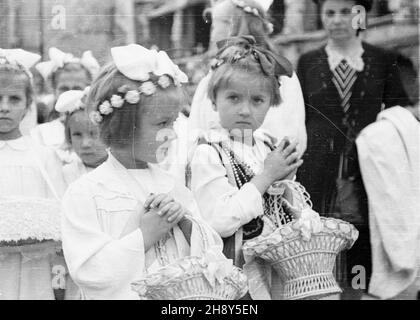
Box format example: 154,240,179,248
238,183,264,225
119,228,145,253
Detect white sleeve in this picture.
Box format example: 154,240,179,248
263,72,307,155
190,144,264,238
61,182,145,296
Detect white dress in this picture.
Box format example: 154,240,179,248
61,153,224,300
63,158,93,186
0,136,66,300
190,127,286,300
188,72,307,156
31,119,76,164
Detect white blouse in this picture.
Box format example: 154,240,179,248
63,158,93,187
62,154,223,300
0,136,66,198
190,128,273,238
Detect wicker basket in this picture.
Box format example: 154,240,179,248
243,218,358,300
132,256,248,300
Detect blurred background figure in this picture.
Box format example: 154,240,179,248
296,0,411,299
356,55,419,300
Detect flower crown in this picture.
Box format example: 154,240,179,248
231,0,274,34
90,44,188,125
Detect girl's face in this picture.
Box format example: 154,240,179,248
131,90,181,164
214,70,272,139
0,73,28,138
68,111,108,168
55,69,90,97
321,0,359,42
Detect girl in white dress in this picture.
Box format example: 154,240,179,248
189,37,304,299
0,49,67,300
55,89,108,186
31,48,100,163
61,44,224,300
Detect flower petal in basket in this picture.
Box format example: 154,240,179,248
131,256,248,300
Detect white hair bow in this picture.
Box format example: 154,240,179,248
111,44,188,85
0,48,41,73
55,87,90,114
36,47,100,81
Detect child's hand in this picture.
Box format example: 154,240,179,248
144,193,186,224
263,138,303,184
139,211,175,251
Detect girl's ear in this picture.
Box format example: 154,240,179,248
211,101,218,111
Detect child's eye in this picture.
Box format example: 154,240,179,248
341,8,352,15
227,95,239,102
9,95,22,103
157,121,169,127
325,10,335,17
253,97,265,104
72,132,82,137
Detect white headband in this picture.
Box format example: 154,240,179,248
36,47,100,81
55,87,90,114
90,44,188,124
0,48,41,78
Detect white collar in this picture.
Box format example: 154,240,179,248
87,152,175,197
0,136,29,151
325,40,365,72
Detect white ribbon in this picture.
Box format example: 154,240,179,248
36,47,100,80
55,87,90,114
111,44,188,85
0,48,41,72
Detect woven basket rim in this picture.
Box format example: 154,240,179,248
243,217,358,257
133,272,247,300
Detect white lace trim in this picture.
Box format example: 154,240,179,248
325,42,365,72
0,196,61,243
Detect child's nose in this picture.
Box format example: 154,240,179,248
238,103,251,116
82,137,93,147
0,99,10,112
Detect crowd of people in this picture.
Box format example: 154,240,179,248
0,0,418,300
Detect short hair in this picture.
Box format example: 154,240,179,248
51,62,92,89
87,62,187,148
314,0,373,12
207,45,282,107
63,95,91,147
0,64,35,108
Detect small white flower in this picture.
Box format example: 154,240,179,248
244,6,252,13
89,111,103,124
157,75,171,89
99,101,113,115
339,223,351,234
325,220,338,230
139,81,156,96
110,95,124,108
125,90,141,104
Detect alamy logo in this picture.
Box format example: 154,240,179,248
51,5,66,30
352,5,367,30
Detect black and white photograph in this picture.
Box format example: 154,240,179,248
0,0,419,308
